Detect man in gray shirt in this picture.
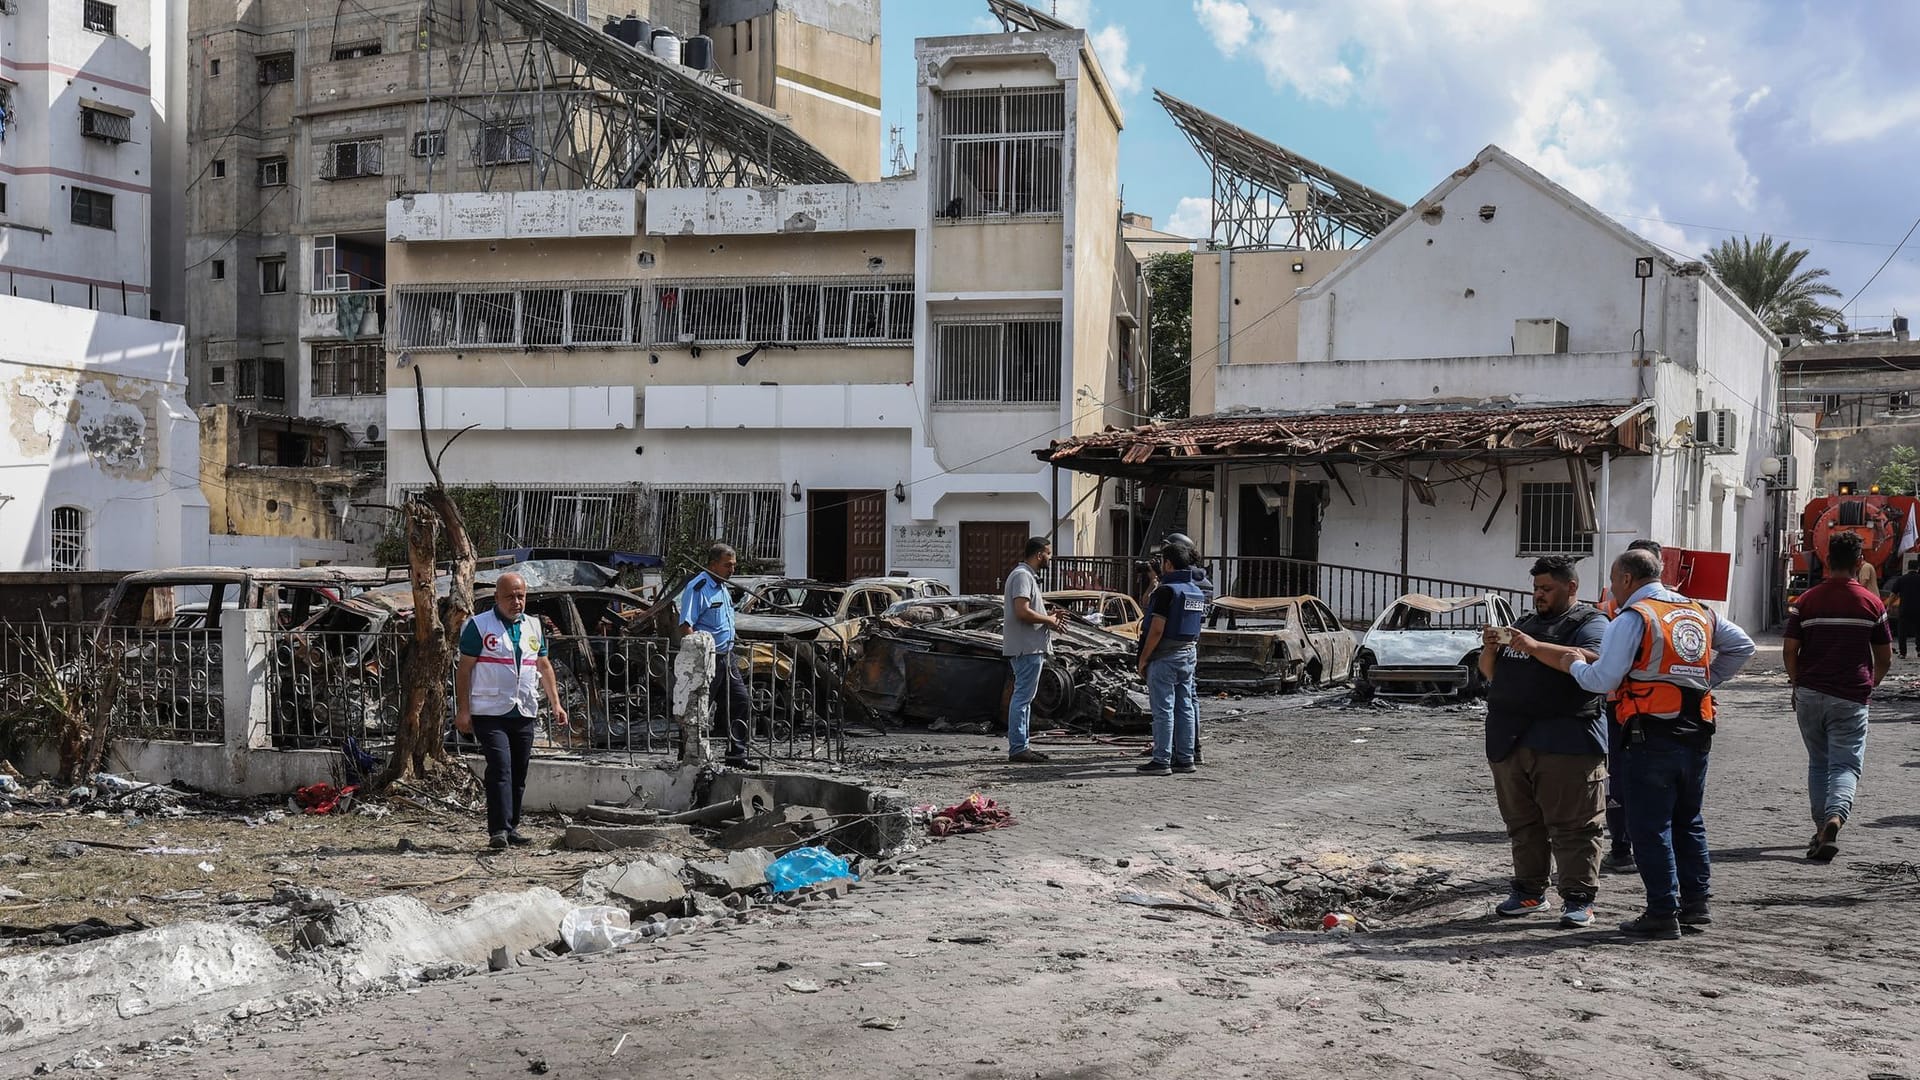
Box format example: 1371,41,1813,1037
1004,535,1065,763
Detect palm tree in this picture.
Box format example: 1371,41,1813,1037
1702,235,1845,340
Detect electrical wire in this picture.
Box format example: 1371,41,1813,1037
1839,214,1920,316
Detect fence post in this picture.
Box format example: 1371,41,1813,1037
671,632,715,763
221,608,271,753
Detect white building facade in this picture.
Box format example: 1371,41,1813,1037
0,294,209,571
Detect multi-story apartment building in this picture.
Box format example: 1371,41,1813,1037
381,27,1146,590
184,0,876,477
0,0,184,321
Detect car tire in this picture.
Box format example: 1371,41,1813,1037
1350,651,1376,703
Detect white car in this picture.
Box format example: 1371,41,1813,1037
1351,593,1516,703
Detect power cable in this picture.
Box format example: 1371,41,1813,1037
1839,215,1920,316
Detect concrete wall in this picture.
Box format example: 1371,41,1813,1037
1191,250,1349,415
0,295,209,571
704,1,882,183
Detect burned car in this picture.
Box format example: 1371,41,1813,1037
1197,595,1357,692
1351,592,1516,703
1043,590,1145,636
844,595,1150,731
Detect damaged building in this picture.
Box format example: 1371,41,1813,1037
197,405,385,565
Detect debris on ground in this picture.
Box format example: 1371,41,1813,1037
765,846,856,893
924,793,1016,836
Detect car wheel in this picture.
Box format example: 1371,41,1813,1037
1350,651,1376,703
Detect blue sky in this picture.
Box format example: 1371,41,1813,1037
878,0,1920,331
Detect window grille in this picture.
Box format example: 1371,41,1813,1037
70,187,113,229
478,122,533,164
938,88,1064,218
257,156,287,186
933,317,1062,405
80,106,132,143
258,53,294,85
82,1,114,34
647,277,913,345
331,41,382,60
261,359,287,401
235,358,258,400
312,344,385,397
209,365,226,385
324,139,383,180
652,486,783,563
50,507,86,570
1517,482,1595,556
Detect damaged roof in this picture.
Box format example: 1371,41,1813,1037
1039,402,1650,485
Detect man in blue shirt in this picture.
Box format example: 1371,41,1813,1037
676,543,755,770
1519,549,1754,940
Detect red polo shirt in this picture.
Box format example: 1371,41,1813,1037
1784,577,1892,704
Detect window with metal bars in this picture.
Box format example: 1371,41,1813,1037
312,344,384,397
82,1,114,34
50,507,86,570
933,317,1062,405
324,138,383,180
80,105,132,143
331,41,381,60
651,487,784,563
258,53,294,85
648,277,913,345
478,121,533,164
235,358,258,400
1517,482,1595,557
261,359,287,401
937,88,1065,219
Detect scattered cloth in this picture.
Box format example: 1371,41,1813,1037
293,783,357,815
927,793,1016,837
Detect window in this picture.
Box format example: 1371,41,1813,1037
478,121,532,164
209,365,226,386
331,41,382,60
312,343,384,396
211,259,225,280
647,277,914,345
570,0,589,20
1517,482,1595,556
261,359,286,401
257,155,287,187
0,183,7,215
209,58,221,77
324,138,383,179
258,53,294,84
50,507,86,571
234,358,258,399
80,105,132,143
649,486,783,562
211,159,227,178
82,1,114,34
938,88,1064,218
411,130,445,158
311,234,342,291
569,290,628,344
70,187,113,229
259,257,286,294
933,317,1062,405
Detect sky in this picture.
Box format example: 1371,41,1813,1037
878,0,1920,333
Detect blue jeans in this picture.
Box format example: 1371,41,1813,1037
1621,735,1711,916
1795,687,1870,825
1147,645,1199,765
1006,653,1045,755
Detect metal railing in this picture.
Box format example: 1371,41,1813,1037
264,628,408,750
0,622,223,744
1050,556,1531,627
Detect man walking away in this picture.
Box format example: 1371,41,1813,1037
1477,556,1609,927
1597,538,1663,875
1538,550,1754,940
675,543,757,770
1784,532,1891,862
1004,536,1066,763
1883,560,1920,658
1135,537,1206,776
455,571,569,849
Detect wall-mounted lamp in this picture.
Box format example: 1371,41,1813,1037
790,482,803,502
1634,256,1655,279
893,482,906,503
1290,260,1306,274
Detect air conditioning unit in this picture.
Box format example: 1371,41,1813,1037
1514,318,1570,354
1694,408,1737,453
1761,455,1799,490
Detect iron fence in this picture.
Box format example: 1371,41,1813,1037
0,622,223,744
263,628,409,750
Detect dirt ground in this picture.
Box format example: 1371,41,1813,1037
9,636,1920,1079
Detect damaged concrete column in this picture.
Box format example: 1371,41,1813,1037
672,632,716,764
221,608,272,757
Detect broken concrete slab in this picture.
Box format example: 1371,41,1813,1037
559,823,696,852
581,804,662,826
716,805,832,851
298,888,571,984
687,848,774,893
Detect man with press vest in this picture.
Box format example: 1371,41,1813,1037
455,571,569,850
1135,536,1206,776
1523,548,1754,939
1595,538,1664,875
1476,555,1610,927
676,543,757,770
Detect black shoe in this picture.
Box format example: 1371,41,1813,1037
724,758,762,772
1192,748,1203,765
1171,761,1197,774
488,831,509,850
505,829,533,847
1601,850,1637,874
1136,761,1172,776
1619,912,1681,939
1678,901,1711,925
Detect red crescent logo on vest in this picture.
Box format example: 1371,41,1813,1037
1667,615,1708,664
484,633,501,651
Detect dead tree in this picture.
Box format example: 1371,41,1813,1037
369,368,478,791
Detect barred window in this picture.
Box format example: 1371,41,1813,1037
652,486,783,563
312,344,384,397
938,88,1064,219
261,359,286,402
933,317,1062,405
1517,482,1595,557
324,138,383,180
80,105,132,143
648,277,913,345
258,53,294,85
50,507,87,571
235,358,258,400
82,1,115,34
478,121,533,164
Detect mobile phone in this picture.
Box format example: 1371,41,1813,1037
1488,625,1516,645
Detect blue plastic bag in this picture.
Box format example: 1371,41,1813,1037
765,846,858,892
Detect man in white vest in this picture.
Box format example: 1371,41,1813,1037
455,571,568,849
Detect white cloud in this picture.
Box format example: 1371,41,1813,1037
1193,0,1254,57
1053,0,1095,26
1088,25,1142,95
1165,196,1214,241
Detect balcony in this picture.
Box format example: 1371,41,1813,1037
303,291,386,341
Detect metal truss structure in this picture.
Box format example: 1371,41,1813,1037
987,0,1072,33
1155,90,1405,251
424,0,850,194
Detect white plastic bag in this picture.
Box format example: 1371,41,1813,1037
560,905,643,954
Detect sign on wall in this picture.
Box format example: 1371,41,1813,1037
892,524,955,568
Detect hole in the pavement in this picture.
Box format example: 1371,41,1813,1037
1194,855,1467,930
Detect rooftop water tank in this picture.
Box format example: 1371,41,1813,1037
683,34,714,71
619,15,649,46
651,28,682,65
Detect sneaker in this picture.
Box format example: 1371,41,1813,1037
1192,747,1203,765
1618,912,1682,939
1678,901,1711,926
1559,900,1596,928
505,829,533,847
1008,749,1051,764
488,831,509,850
1495,890,1549,917
1136,760,1173,776
1601,850,1638,874
1810,817,1841,862
1171,761,1197,774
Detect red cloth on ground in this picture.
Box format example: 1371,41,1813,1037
294,783,357,814
928,793,1016,836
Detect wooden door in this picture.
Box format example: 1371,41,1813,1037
960,521,1031,595
846,491,886,579
808,489,885,581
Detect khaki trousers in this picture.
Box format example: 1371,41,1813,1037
1490,747,1606,899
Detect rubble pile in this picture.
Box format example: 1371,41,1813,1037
1188,852,1468,931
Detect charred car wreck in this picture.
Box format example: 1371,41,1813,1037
1352,592,1516,703
844,596,1150,731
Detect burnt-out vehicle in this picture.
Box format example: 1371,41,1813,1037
844,595,1150,731
1351,592,1517,703
1197,595,1358,692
